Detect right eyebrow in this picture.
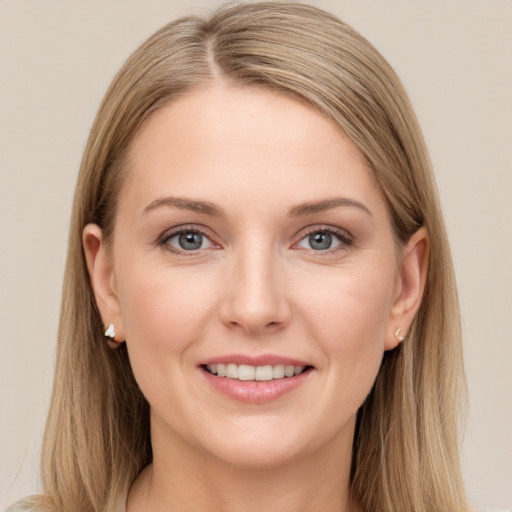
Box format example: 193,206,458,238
141,196,226,218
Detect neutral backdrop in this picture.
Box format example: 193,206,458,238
1,0,511,510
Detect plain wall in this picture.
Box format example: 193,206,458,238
1,0,511,509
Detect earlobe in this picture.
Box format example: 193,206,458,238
385,227,429,350
83,224,125,345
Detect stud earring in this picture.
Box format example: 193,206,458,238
104,323,116,340
394,327,405,342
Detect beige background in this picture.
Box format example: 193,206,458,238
1,0,511,509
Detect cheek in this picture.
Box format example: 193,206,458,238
301,257,394,327
114,258,217,381
295,262,395,379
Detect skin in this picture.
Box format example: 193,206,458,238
84,83,428,512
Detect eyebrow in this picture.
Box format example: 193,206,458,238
142,195,372,219
142,197,226,217
288,197,373,217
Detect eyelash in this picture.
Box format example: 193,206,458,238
157,224,354,255
294,225,354,254
157,224,218,256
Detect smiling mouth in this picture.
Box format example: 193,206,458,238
203,363,311,381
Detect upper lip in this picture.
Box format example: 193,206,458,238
199,354,312,367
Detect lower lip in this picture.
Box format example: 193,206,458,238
200,367,313,404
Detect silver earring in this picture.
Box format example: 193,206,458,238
105,323,116,340
394,328,405,342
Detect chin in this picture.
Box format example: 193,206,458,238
206,438,310,470
189,412,354,471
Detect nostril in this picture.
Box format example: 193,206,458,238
218,268,291,333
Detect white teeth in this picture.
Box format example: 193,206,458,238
226,363,238,379
284,366,295,378
273,364,285,379
238,364,255,381
255,365,273,381
205,363,308,381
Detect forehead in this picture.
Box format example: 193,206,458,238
120,83,384,217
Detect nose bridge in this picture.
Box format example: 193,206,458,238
220,235,289,334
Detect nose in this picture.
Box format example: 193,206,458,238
219,244,291,336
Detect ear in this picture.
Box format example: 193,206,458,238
385,227,429,350
83,223,125,346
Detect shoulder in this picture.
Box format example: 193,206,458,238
4,499,45,512
5,506,41,512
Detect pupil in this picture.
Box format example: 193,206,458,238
179,232,203,250
310,232,331,250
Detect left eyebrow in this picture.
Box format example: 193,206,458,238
288,197,373,217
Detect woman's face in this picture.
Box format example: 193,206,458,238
87,84,423,469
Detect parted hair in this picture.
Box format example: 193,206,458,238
13,3,468,512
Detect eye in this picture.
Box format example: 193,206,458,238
163,229,215,252
295,227,352,252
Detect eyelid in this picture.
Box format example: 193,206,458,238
158,224,222,253
156,223,353,255
292,224,354,251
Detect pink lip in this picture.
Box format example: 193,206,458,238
199,355,314,404
200,354,311,367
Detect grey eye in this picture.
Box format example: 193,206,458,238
179,232,203,250
297,230,342,251
167,231,211,251
309,232,332,250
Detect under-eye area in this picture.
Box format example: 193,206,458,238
202,363,314,381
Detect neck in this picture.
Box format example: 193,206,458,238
128,416,361,512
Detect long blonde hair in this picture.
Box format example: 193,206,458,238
15,3,468,511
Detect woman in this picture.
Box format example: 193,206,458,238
10,2,471,511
